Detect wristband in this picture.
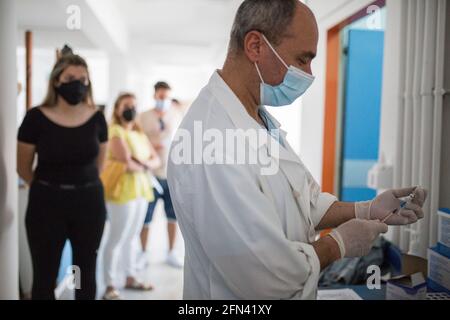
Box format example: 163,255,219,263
329,230,346,259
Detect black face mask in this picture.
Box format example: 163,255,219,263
122,108,136,122
55,80,88,106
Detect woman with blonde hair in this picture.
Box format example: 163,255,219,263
101,93,160,300
17,49,108,300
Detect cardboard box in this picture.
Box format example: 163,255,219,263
385,254,428,300
401,254,428,276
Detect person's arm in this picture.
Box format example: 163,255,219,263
96,112,108,172
317,187,428,230
17,142,36,185
96,142,108,172
109,137,144,172
314,208,391,267
17,109,39,185
311,235,341,270
312,200,390,267
142,139,161,171
137,114,162,170
316,201,356,230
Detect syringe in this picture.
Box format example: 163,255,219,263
381,193,415,223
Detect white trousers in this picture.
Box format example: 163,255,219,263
103,198,147,286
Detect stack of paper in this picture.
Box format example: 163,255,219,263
317,288,363,300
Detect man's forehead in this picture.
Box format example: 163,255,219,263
281,4,318,49
293,4,318,33
282,2,317,32
282,29,318,52
296,1,317,22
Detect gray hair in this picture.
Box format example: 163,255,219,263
229,0,298,53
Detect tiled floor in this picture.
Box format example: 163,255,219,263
118,261,183,300
60,201,184,300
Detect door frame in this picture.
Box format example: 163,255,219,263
321,0,386,195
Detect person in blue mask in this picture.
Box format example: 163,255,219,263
167,0,427,300
138,82,185,269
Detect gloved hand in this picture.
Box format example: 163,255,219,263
355,186,427,226
329,219,388,258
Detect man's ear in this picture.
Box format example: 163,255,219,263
243,31,264,63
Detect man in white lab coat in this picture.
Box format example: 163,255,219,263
167,0,427,300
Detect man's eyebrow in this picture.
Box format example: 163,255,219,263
299,51,316,60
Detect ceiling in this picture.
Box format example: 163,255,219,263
15,0,361,69
16,0,95,48
114,0,238,41
113,0,241,68
15,0,242,69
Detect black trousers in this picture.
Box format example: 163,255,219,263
25,181,106,300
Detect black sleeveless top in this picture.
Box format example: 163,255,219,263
18,107,108,185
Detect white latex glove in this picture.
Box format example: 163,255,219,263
329,219,388,258
355,186,427,226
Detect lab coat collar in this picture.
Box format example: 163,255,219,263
208,71,265,150
208,71,301,165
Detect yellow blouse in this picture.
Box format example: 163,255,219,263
105,124,154,204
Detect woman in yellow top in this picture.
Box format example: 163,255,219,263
102,93,160,300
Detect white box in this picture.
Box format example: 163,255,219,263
438,209,450,250
428,247,450,293
367,163,393,189
386,272,427,300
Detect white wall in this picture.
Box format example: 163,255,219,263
16,48,110,124
0,0,19,300
269,102,302,155
377,0,403,174
128,64,215,111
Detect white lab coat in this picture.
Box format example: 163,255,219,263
167,71,337,300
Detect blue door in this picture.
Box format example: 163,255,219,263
340,29,384,201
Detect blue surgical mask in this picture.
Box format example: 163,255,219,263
155,99,171,111
255,35,315,107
